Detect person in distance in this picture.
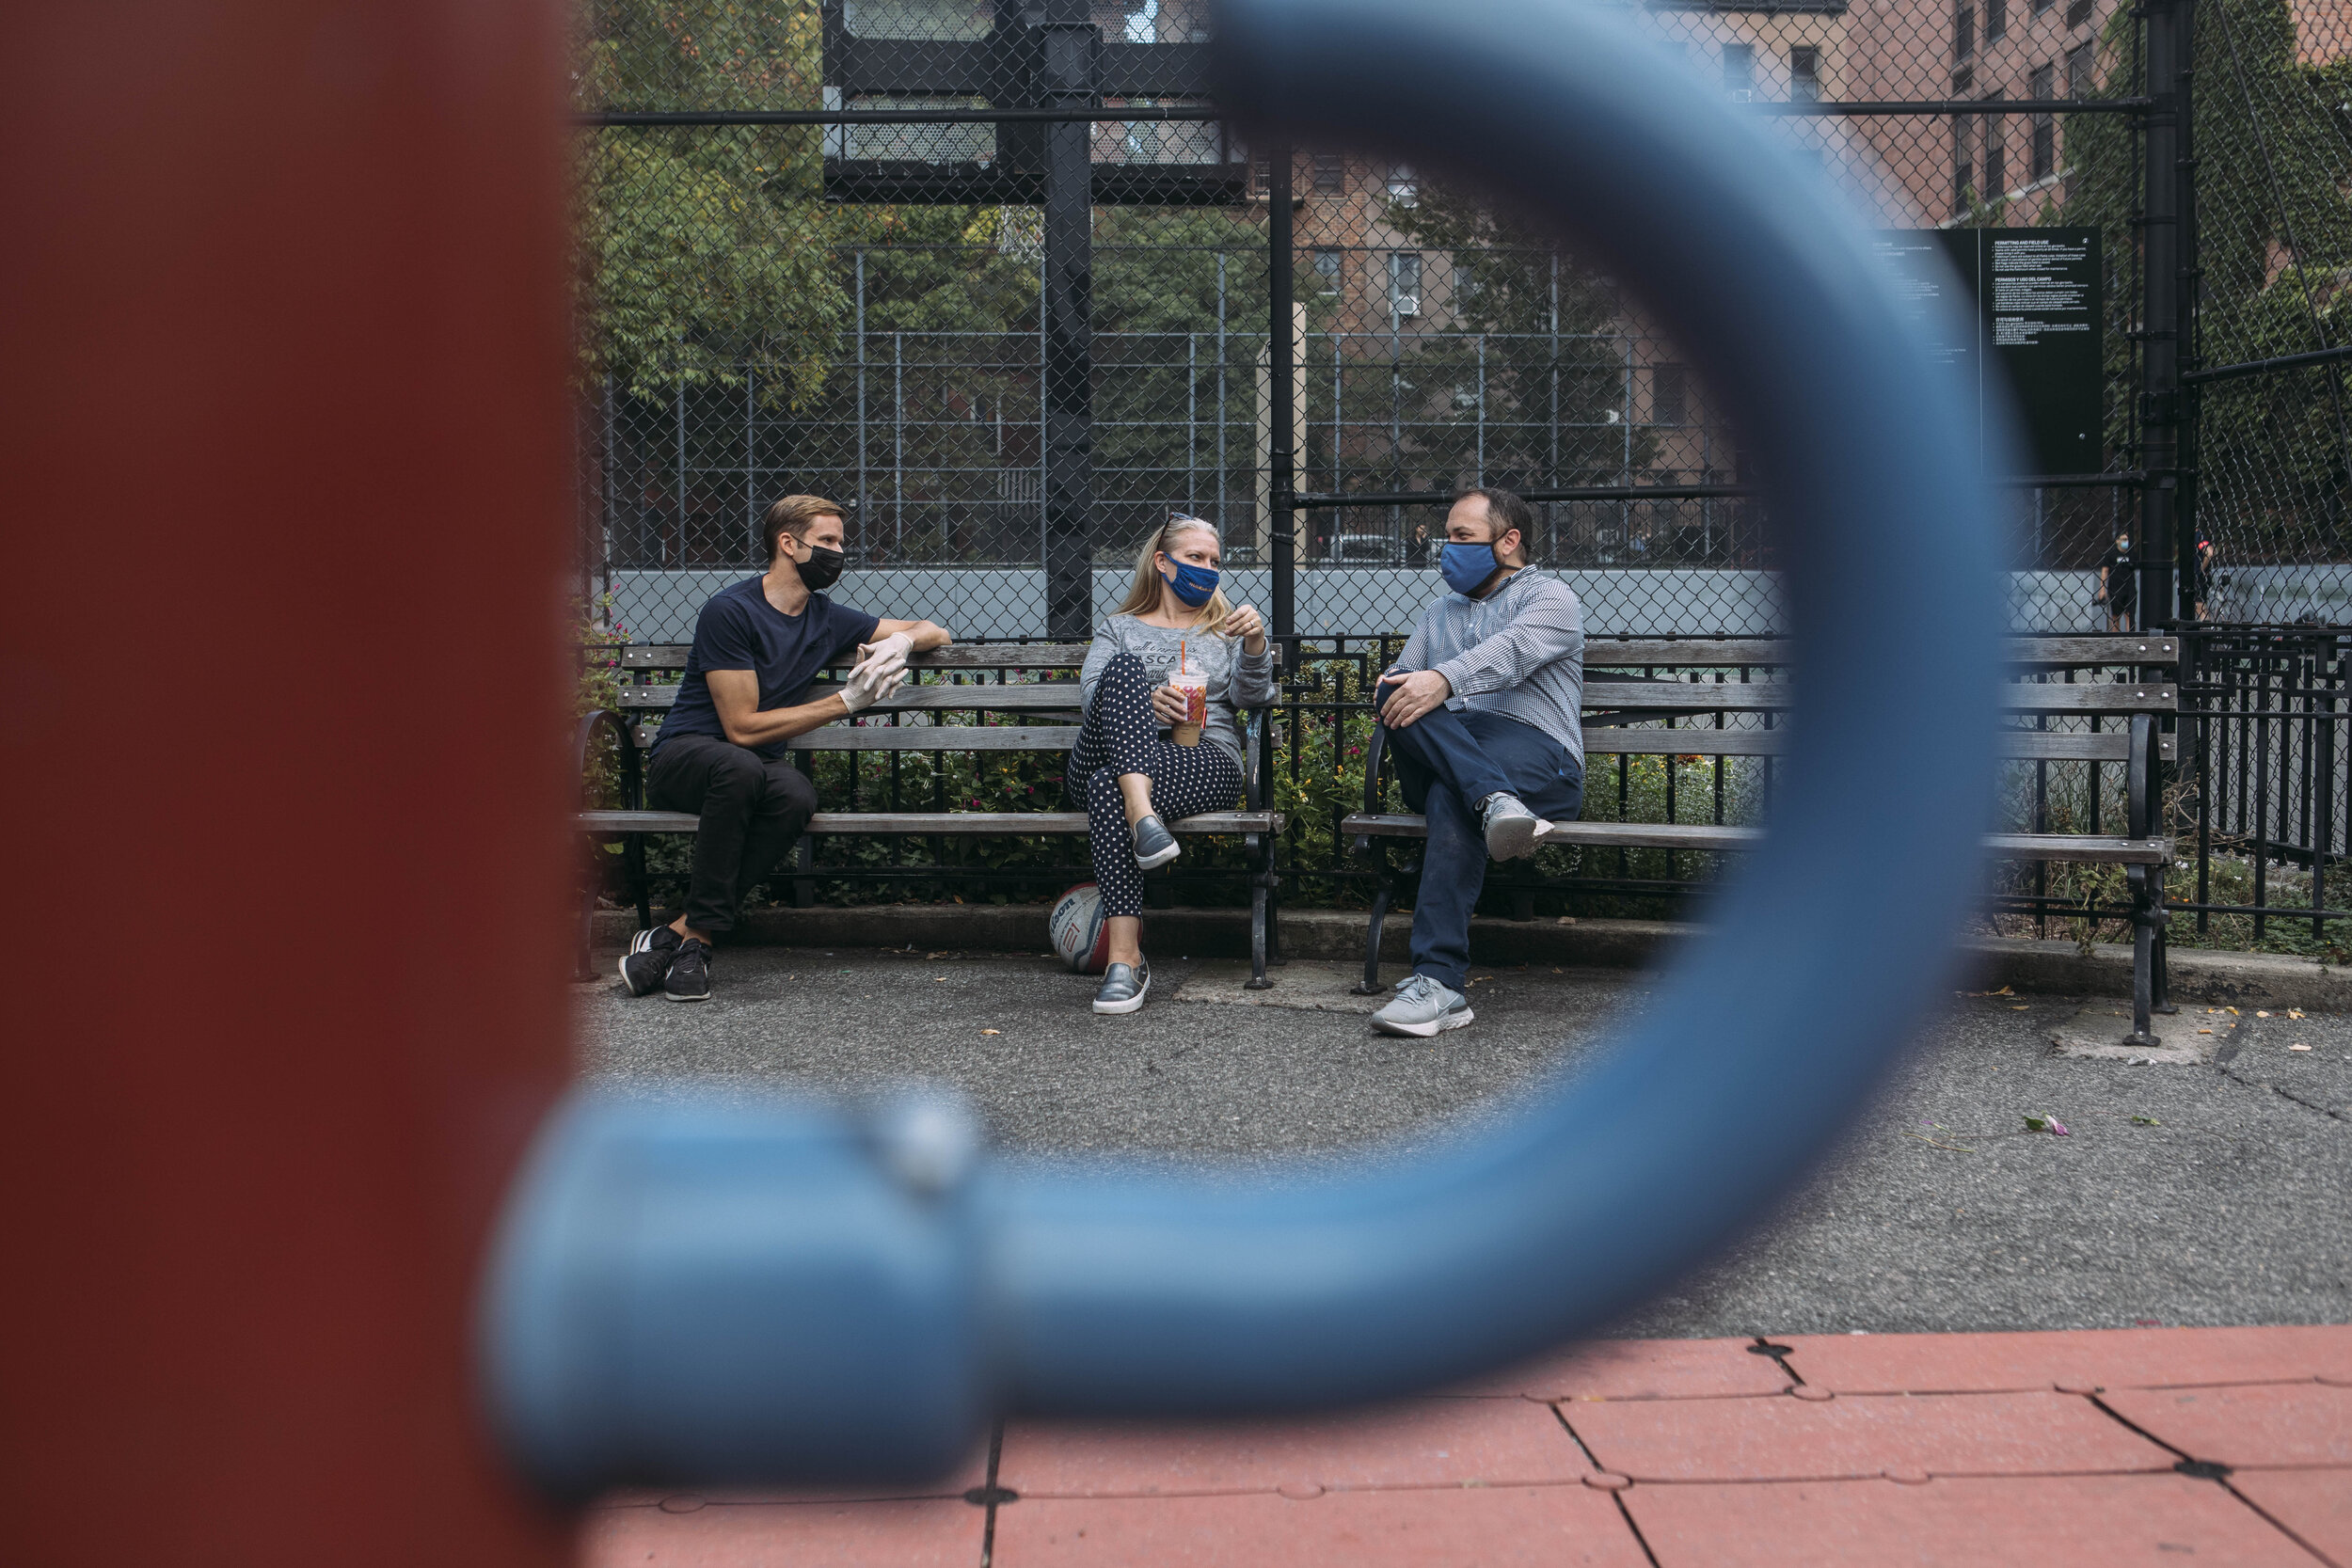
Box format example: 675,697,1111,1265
620,494,950,1003
1370,486,1586,1038
1074,515,1275,1016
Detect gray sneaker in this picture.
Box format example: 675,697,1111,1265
1480,792,1552,861
1093,959,1152,1015
1371,973,1474,1037
1132,813,1181,871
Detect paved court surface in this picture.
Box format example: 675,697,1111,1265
574,947,2351,1562
580,1325,2352,1566
580,947,2352,1336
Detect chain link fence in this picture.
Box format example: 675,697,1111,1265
570,0,2352,939
572,0,2218,645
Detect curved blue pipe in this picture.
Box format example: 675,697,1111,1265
481,0,2007,1497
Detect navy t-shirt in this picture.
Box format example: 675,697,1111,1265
655,578,881,761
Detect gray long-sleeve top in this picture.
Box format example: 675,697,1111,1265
1394,568,1586,769
1079,614,1277,768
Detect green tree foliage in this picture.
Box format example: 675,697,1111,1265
2063,0,2352,557
575,0,846,407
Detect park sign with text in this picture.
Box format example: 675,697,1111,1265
1872,229,2104,478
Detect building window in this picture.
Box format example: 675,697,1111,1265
1982,96,2007,197
1651,363,1688,427
2066,0,2093,25
1952,113,1977,217
1385,162,1418,206
1311,152,1344,193
1955,1,1975,61
1311,247,1342,292
1387,252,1422,319
1723,42,1756,99
2030,63,2056,178
2067,40,2095,98
1789,46,1821,103
2033,0,2053,14
1987,0,2007,42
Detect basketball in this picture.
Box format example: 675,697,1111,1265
1049,882,1111,974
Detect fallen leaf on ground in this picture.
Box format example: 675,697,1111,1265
2287,1008,2306,1019
2023,1113,2071,1135
2257,1010,2272,1018
979,1028,1001,1035
2289,1042,2312,1052
2132,1115,2161,1125
2198,1028,2213,1034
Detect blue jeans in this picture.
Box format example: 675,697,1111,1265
1381,704,1584,991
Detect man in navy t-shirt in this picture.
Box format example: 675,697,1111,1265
621,494,950,1002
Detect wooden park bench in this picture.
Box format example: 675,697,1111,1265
1345,635,2182,1047
574,644,1286,985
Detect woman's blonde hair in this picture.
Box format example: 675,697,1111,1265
1114,515,1232,636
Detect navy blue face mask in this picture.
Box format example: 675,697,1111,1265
1163,557,1220,608
1439,540,1500,596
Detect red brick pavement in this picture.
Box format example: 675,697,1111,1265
580,1325,2352,1566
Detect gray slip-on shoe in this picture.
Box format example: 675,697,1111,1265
1132,814,1181,871
1480,792,1553,862
1093,959,1152,1015
1371,972,1474,1037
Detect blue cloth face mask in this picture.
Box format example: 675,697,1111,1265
1439,540,1500,596
1163,558,1220,608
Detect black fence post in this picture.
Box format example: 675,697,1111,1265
2141,0,2194,626
1041,0,1098,640
1267,145,1296,642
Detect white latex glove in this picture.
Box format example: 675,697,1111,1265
851,631,914,683
839,660,907,714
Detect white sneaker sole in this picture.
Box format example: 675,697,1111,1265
1486,816,1552,862
1093,972,1152,1014
663,987,710,1004
1371,1005,1475,1038
1134,840,1181,871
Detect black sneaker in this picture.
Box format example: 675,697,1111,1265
618,925,682,997
663,937,712,1003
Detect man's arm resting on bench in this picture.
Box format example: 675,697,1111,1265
705,619,950,750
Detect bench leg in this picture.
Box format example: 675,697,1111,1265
574,838,601,982
627,832,651,933
2151,867,2176,1014
2124,864,2162,1050
1245,832,1275,990
1354,841,1394,996
792,834,816,910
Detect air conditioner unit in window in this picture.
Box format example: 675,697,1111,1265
1727,88,1753,103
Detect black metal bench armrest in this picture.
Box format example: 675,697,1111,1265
574,709,642,811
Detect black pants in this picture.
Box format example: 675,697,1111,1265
645,733,817,936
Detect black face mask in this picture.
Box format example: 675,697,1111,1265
797,544,845,592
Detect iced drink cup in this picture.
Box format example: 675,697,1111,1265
1169,670,1209,748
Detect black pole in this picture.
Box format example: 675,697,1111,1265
1041,0,1097,640
2141,0,2193,626
1268,146,1295,641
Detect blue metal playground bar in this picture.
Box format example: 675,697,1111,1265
483,0,2007,1497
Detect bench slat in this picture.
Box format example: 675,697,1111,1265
620,643,1092,672
786,726,1083,752
577,809,1280,835
1578,730,2175,762
1341,812,2171,865
615,682,1081,712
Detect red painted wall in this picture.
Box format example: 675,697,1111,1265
0,3,576,1562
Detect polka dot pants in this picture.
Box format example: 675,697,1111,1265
1070,651,1242,919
